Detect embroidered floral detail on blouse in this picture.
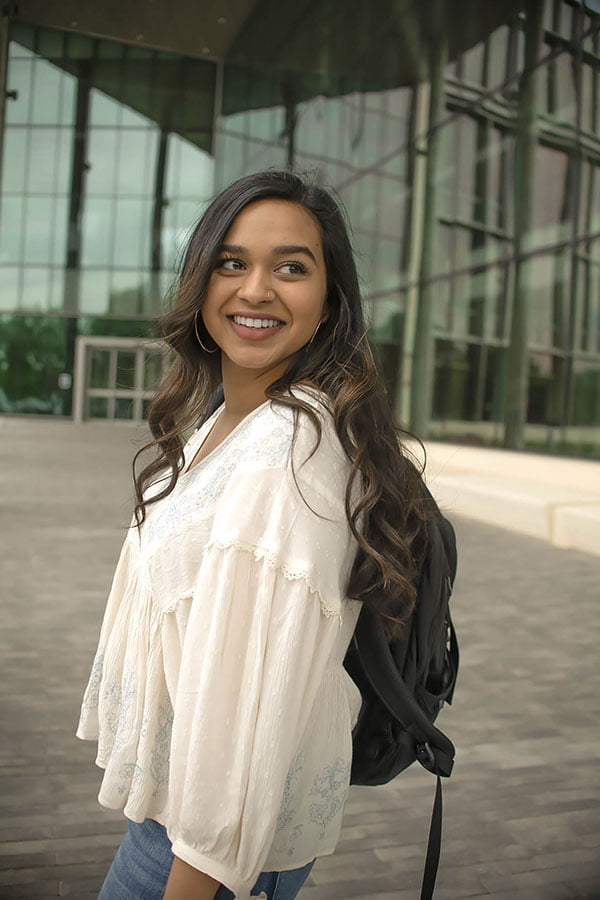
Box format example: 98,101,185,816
308,757,351,839
286,824,305,858
117,761,143,796
144,408,293,551
103,669,137,754
150,700,174,797
81,646,104,710
276,751,307,857
276,751,304,835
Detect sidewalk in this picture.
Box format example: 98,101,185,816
0,416,598,899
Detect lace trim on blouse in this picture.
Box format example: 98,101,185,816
206,537,343,623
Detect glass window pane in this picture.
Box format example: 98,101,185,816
1,128,29,194
30,58,63,124
532,146,569,246
81,198,115,266
143,350,164,390
86,129,119,195
376,180,408,240
90,348,110,388
581,63,595,134
528,254,560,349
47,268,66,311
372,236,402,294
552,53,577,125
5,57,32,124
48,197,69,266
527,353,558,425
36,28,65,61
570,361,600,430
88,396,108,418
55,127,74,194
163,200,201,265
79,270,111,315
434,224,453,279
468,270,487,337
167,134,214,199
96,41,125,60
112,199,152,267
108,270,147,315
433,340,470,421
20,266,52,311
0,267,21,311
450,265,471,336
120,104,151,128
216,130,249,186
116,350,136,389
488,26,508,88
22,197,55,262
116,129,158,196
590,171,600,233
433,278,452,333
462,43,485,84
26,127,73,194
89,89,121,126
65,33,95,59
0,196,25,262
8,33,35,58
115,397,134,419
370,294,401,341
246,135,286,174
455,118,478,221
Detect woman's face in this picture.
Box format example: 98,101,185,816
201,198,328,383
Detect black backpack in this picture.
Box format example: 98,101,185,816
343,495,458,900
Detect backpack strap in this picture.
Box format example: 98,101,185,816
352,610,455,777
420,771,443,900
352,610,455,900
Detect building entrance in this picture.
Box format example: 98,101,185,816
73,336,166,422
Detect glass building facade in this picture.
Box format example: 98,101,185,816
0,0,599,455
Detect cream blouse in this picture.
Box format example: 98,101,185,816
77,390,362,899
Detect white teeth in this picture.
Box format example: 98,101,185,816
232,315,282,329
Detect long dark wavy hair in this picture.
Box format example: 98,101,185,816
134,170,431,630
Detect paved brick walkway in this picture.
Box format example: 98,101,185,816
1,417,598,900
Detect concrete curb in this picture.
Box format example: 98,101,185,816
423,441,600,557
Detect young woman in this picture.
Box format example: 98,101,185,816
77,170,428,900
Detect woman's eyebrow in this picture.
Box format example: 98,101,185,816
219,243,317,263
272,244,317,263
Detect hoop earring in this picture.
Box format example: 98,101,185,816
194,312,219,354
306,320,322,348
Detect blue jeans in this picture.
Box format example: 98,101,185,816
98,818,315,900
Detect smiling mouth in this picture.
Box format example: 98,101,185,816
228,315,285,329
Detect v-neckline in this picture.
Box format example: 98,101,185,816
182,398,270,477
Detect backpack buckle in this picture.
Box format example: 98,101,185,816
416,741,436,772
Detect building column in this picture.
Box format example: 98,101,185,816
503,0,544,449
0,3,16,208
560,2,584,446
282,79,297,169
395,82,429,427
62,62,92,416
150,127,169,312
409,19,448,438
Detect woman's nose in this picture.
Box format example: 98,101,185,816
236,269,272,304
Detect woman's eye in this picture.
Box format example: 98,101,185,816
278,261,307,276
216,257,243,271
